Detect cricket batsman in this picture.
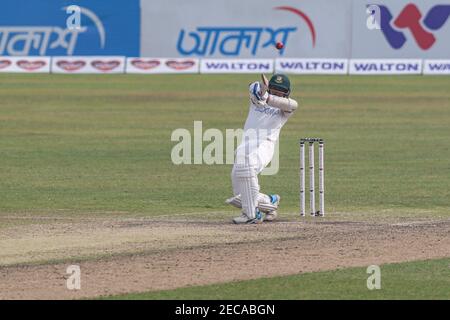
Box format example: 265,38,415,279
226,74,298,224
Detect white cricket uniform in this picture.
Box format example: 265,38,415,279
231,81,296,218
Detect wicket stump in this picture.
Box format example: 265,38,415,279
300,138,325,217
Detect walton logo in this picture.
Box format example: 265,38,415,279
379,4,450,50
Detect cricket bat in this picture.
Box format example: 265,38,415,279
260,73,269,96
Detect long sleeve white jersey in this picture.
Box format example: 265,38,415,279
242,81,297,145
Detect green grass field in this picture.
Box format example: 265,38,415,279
1,74,449,299
106,258,450,300
1,74,449,217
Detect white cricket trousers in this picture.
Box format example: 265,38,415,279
231,139,275,219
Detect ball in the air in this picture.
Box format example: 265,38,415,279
275,42,284,50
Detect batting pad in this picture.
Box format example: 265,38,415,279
232,165,259,219
225,194,277,213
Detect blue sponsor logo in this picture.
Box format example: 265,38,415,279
177,6,316,57
0,0,140,56
178,27,296,56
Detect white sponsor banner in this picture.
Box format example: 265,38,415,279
352,0,450,59
141,0,352,59
200,59,273,73
51,56,126,74
0,56,50,73
349,59,423,75
126,57,199,73
276,58,348,74
423,60,450,75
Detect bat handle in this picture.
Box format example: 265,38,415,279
260,73,269,96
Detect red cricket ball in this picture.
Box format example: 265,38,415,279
275,42,284,50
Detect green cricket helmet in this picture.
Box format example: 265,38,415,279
268,73,291,97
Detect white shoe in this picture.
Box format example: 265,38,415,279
232,210,264,224
264,210,278,222
226,194,280,213
233,213,251,224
